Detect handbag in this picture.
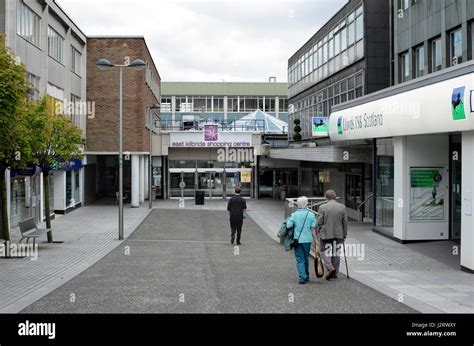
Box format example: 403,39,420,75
290,211,310,250
314,240,325,278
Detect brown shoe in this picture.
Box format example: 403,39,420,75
326,269,336,281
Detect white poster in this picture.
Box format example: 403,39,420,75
409,168,446,221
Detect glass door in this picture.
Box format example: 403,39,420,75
198,170,224,199
170,170,196,198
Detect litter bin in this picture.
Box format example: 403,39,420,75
151,186,157,200
195,191,205,205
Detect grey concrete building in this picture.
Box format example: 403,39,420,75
1,0,87,233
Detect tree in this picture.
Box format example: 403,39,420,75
28,97,83,243
293,119,302,142
0,35,32,241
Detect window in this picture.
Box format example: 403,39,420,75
213,97,224,112
279,98,288,112
48,26,64,63
228,97,239,112
244,97,257,112
414,45,425,78
399,0,410,10
266,98,276,112
341,27,347,51
400,52,410,82
450,28,463,65
71,46,82,76
193,97,206,112
161,98,171,112
328,38,334,60
16,1,40,46
70,94,81,127
355,13,363,42
348,21,355,46
431,37,442,72
26,73,40,101
334,32,341,56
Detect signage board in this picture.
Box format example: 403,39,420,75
312,117,329,137
240,171,252,183
329,73,474,141
409,167,446,221
170,132,253,148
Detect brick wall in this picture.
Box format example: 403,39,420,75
86,37,161,153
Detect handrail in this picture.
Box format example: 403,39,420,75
357,193,374,211
357,193,374,222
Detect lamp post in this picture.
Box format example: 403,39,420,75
146,104,160,210
96,58,146,240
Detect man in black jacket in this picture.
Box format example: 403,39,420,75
227,188,247,245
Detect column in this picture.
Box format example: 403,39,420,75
139,156,145,203
144,156,149,200
461,131,474,272
393,136,408,241
54,171,66,213
131,155,140,208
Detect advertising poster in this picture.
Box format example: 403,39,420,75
409,168,445,221
312,117,329,137
240,171,252,183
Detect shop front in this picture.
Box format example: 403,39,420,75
155,130,259,200
329,62,474,272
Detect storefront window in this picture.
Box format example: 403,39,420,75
66,170,81,208
10,177,29,233
375,139,394,229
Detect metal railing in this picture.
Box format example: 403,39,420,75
285,197,340,218
357,193,374,222
156,119,288,135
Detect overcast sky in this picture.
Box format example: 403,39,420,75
57,0,347,82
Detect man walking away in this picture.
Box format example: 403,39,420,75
317,190,348,280
227,188,247,245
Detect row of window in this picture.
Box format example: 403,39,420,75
288,4,364,89
289,71,364,140
399,24,474,82
16,1,82,75
161,96,289,113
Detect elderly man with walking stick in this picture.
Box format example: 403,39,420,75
317,190,349,280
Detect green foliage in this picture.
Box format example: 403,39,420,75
293,119,301,126
293,133,302,141
0,34,32,171
293,118,302,142
28,97,84,173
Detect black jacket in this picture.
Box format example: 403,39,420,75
227,195,247,222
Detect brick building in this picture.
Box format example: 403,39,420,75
85,36,161,206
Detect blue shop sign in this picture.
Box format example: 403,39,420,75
54,158,83,172
10,164,42,178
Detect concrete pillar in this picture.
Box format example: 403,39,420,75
144,156,149,200
54,171,66,212
139,156,145,203
393,136,408,241
461,131,474,272
131,155,140,208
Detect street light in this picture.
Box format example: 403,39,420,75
146,103,160,210
96,58,146,240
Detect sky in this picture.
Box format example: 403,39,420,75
57,0,347,82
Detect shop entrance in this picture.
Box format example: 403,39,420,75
198,169,224,199
170,169,196,198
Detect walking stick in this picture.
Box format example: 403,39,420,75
342,240,350,279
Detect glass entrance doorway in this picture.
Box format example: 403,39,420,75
198,170,224,199
170,170,196,198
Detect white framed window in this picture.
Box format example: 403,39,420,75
430,37,442,72
71,46,82,76
355,12,364,42
48,26,64,64
400,51,410,82
414,45,424,78
16,0,40,46
450,28,463,66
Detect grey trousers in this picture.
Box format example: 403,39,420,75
320,238,344,273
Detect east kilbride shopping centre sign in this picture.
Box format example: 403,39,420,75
170,130,253,148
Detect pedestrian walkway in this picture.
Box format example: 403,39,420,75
22,208,414,313
245,201,474,313
0,203,151,313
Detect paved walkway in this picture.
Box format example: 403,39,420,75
245,201,474,314
0,203,151,313
22,207,415,313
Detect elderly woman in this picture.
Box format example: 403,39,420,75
287,196,317,284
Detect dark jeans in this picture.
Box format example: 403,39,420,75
230,218,243,243
294,243,311,282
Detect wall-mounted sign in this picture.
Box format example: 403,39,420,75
329,73,474,141
240,171,252,183
312,117,329,137
204,125,219,141
409,167,446,221
170,132,253,148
